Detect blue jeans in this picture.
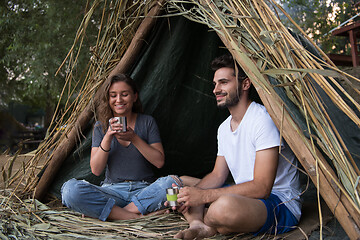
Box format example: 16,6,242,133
61,175,181,221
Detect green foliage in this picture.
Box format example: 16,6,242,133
279,0,359,54
0,0,98,123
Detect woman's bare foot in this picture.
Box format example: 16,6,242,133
144,209,167,217
174,220,217,239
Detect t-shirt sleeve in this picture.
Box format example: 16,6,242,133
92,121,105,148
147,116,162,144
217,124,225,157
254,114,280,151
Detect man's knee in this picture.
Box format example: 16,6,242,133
204,195,237,227
205,194,267,234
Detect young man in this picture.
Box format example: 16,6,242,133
174,54,302,239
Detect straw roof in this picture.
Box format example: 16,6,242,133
2,0,360,238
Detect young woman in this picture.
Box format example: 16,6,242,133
61,74,182,221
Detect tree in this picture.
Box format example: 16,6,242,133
0,0,98,127
279,0,359,54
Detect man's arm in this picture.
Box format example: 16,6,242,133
177,155,230,205
197,155,230,189
179,146,279,207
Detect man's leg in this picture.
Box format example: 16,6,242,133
204,194,267,234
175,205,217,240
175,194,267,239
173,176,217,239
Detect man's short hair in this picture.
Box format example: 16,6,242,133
210,53,247,82
211,53,262,104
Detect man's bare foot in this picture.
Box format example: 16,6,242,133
174,220,217,240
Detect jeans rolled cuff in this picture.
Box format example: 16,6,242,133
170,175,183,187
99,198,116,221
131,196,147,215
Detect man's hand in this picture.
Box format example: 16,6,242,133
164,200,190,214
177,186,206,207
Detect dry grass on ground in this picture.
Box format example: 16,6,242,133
0,152,46,192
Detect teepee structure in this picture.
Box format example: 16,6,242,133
4,0,360,238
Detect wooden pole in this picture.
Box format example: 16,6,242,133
349,30,359,67
258,88,360,239
34,0,165,200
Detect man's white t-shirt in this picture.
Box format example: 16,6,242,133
217,102,302,220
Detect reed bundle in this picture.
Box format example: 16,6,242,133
2,0,360,238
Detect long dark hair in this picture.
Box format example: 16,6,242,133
97,74,143,132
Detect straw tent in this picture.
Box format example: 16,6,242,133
2,0,360,239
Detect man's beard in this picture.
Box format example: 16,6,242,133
217,87,242,109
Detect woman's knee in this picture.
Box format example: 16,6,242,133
155,175,183,189
61,179,88,207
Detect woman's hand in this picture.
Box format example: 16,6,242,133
114,126,136,142
107,118,125,134
108,117,165,169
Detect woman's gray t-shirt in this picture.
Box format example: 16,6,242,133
92,114,162,183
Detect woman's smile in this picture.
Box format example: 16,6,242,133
109,81,137,116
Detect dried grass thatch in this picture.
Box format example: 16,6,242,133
1,188,275,239
1,189,188,239
2,0,360,239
